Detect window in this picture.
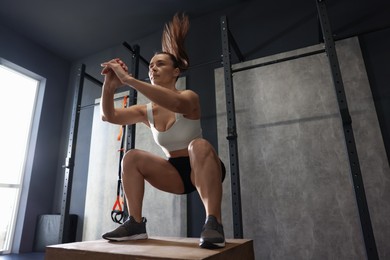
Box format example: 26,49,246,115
0,59,44,254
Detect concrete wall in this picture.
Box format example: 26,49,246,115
215,37,390,259
0,23,70,253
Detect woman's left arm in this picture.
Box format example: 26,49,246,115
129,78,200,116
101,60,200,117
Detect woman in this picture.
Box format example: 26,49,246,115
100,13,226,249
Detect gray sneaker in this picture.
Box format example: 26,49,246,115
199,215,225,249
102,216,148,241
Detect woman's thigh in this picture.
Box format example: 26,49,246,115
122,149,185,194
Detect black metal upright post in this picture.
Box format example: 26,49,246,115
220,16,243,239
59,64,85,243
126,44,140,151
316,1,378,259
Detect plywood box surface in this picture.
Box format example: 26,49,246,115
45,236,254,260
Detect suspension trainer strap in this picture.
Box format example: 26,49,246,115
111,95,128,224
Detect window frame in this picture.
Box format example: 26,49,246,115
0,58,46,254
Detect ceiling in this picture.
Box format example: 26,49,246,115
0,0,246,61
0,0,389,61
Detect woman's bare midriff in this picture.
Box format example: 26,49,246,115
167,148,189,158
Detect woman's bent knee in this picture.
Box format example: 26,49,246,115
188,138,220,166
188,138,213,154
122,149,145,171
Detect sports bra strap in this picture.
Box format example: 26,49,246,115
175,112,181,120
146,103,154,126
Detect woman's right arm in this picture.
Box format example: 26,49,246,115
100,64,147,126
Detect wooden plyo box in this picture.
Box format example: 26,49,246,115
45,236,254,260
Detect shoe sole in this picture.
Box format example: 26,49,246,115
103,233,148,241
199,240,225,249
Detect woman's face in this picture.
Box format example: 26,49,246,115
148,54,180,85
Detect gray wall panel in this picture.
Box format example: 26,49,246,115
83,92,130,240
215,37,389,259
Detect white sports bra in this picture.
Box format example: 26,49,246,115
146,103,202,156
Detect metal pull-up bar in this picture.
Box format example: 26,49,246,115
84,72,103,86
123,41,149,68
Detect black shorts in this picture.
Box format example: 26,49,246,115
168,156,226,194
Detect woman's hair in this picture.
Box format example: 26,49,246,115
161,13,190,71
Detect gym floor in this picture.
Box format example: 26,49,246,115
0,253,44,260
